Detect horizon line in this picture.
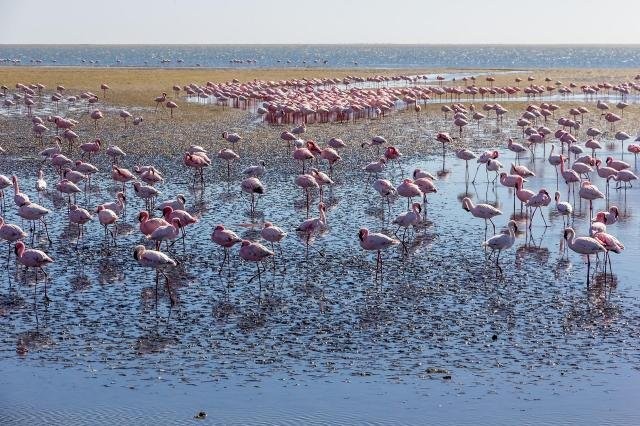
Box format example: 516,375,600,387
2,43,640,47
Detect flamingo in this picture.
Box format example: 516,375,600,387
148,218,182,251
242,161,266,178
15,241,53,304
372,179,396,215
97,206,118,246
138,211,169,237
241,177,264,217
222,131,242,149
68,205,93,249
184,152,210,186
97,192,126,216
392,203,422,248
79,139,100,159
525,189,551,228
292,147,314,174
211,225,243,275
462,197,502,234
397,179,422,210
593,231,624,278
554,191,573,227
0,217,27,266
363,158,386,179
18,201,51,245
111,166,136,194
563,227,607,288
217,148,240,180
239,240,274,299
156,194,186,212
261,222,287,270
12,175,30,208
578,181,604,220
483,220,518,275
358,228,399,282
154,92,167,111
593,206,619,226
296,202,327,260
133,245,177,309
473,150,499,183
165,101,178,117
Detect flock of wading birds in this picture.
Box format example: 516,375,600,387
0,78,639,313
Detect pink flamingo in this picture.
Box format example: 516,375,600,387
241,177,264,217
563,227,606,288
239,240,274,299
473,150,499,183
593,206,619,225
483,220,518,275
525,189,551,228
222,131,242,149
211,225,243,275
119,109,132,129
397,179,422,209
292,147,314,174
15,241,53,307
79,138,101,160
296,202,327,260
149,218,182,251
154,93,167,111
593,231,624,278
133,245,177,308
218,148,240,180
462,196,502,234
162,206,197,248
578,181,604,220
68,205,93,249
138,210,169,237
90,109,103,129
184,152,210,186
358,228,399,282
97,206,118,246
165,101,178,117
0,217,27,266
261,222,287,271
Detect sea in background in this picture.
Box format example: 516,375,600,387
1,44,640,69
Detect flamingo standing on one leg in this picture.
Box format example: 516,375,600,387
15,241,53,309
133,245,177,309
211,225,242,275
358,228,399,282
239,240,274,301
563,227,607,288
483,220,518,275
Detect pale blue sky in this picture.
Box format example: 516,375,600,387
1,0,637,44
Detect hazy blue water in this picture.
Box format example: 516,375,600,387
1,44,640,69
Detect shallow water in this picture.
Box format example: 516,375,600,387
2,44,640,69
1,97,640,424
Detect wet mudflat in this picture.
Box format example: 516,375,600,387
1,93,639,424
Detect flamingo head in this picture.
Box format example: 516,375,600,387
133,245,144,261
263,222,273,228
117,192,126,202
214,224,225,231
610,206,620,218
461,197,471,211
162,206,173,216
177,194,186,205
137,211,148,222
358,228,368,241
492,150,499,159
240,240,250,247
14,241,25,257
